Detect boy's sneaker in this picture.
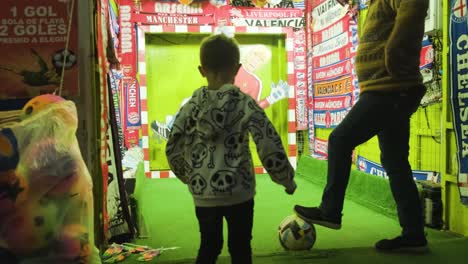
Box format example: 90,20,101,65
294,205,341,229
375,236,428,253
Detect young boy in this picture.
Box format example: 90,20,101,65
165,34,297,264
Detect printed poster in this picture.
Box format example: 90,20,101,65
313,75,352,97
449,0,468,204
230,0,298,9
312,14,350,44
229,6,305,28
359,0,369,9
313,59,352,82
311,52,353,130
120,1,141,148
295,28,308,130
0,0,78,98
309,0,357,145
311,0,348,32
97,0,110,241
313,137,328,157
357,156,441,183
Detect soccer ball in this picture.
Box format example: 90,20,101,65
278,214,316,250
52,49,77,70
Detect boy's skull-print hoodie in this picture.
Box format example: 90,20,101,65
166,84,295,207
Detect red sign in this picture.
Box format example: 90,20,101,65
230,7,305,28
312,44,350,68
313,59,352,82
96,0,109,239
312,31,349,57
314,137,328,157
0,0,78,98
235,7,304,18
310,0,328,9
420,44,434,69
313,108,350,128
313,94,353,111
311,0,347,32
132,13,214,25
120,0,141,149
120,3,136,75
312,15,349,44
124,78,141,128
139,1,215,15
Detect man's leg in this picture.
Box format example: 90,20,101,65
375,87,427,251
378,117,425,238
195,206,223,264
296,93,391,227
225,199,254,264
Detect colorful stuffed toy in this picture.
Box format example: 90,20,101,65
0,128,28,220
0,94,99,263
20,93,65,120
0,127,19,169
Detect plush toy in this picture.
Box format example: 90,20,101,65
25,138,79,199
0,169,28,217
2,199,59,256
20,93,65,120
56,224,91,262
0,127,19,170
0,94,97,263
0,128,28,218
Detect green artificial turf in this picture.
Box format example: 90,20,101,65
113,158,468,264
296,155,399,219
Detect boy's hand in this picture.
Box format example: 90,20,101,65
285,181,297,195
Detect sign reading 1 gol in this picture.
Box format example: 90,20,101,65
0,6,67,37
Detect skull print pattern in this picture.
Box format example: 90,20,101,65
211,99,245,131
190,174,207,195
191,143,208,168
210,170,237,194
166,84,295,207
169,155,192,183
239,165,254,190
208,146,216,169
266,122,283,147
263,152,289,181
224,132,249,168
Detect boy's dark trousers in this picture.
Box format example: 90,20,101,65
195,199,254,264
319,86,426,238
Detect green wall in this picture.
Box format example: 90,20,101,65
145,33,289,170
354,103,442,173
441,0,468,237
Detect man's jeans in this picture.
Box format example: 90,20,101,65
320,86,426,237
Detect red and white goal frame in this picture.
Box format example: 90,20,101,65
137,24,297,178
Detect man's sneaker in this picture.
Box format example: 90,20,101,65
294,205,341,230
375,236,428,253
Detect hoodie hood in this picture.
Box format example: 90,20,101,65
193,84,246,140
